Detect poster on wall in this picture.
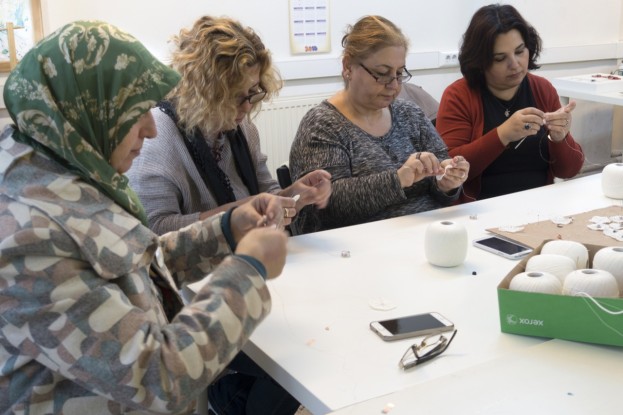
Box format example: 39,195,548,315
289,0,330,55
0,0,43,72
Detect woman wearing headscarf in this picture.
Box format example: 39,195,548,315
0,21,293,414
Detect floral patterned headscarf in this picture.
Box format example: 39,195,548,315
3,21,180,224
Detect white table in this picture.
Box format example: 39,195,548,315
552,78,623,164
243,173,623,415
329,339,623,415
552,84,623,107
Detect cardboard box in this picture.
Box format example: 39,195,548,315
497,241,623,347
552,73,623,94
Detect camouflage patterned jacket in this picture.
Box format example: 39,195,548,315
0,132,272,414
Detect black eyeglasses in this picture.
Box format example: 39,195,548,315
359,63,412,85
399,329,457,369
238,89,267,106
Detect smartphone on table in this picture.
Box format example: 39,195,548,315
472,235,532,260
370,312,454,341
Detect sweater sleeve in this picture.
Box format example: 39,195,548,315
127,109,204,235
0,194,270,414
289,103,407,229
437,79,508,179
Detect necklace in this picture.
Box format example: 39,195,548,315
208,133,226,162
491,86,521,118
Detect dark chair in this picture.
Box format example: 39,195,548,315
397,83,439,126
276,164,293,188
275,164,299,235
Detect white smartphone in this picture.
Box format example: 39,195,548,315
370,312,454,341
472,235,532,260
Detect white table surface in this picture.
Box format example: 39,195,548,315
243,173,623,415
552,77,623,107
328,339,623,415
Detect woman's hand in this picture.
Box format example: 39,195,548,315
282,169,332,209
230,193,297,242
235,227,288,279
544,101,575,142
436,156,470,192
397,151,444,188
497,107,545,146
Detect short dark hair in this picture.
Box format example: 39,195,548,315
459,3,542,89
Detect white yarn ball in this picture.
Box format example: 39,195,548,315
541,240,589,269
602,163,623,199
509,271,562,294
525,254,576,283
593,246,623,292
562,269,619,298
424,220,468,267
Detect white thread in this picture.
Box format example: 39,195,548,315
541,240,589,269
602,163,623,199
525,254,576,283
435,165,452,180
510,271,562,294
593,246,623,292
563,269,619,298
576,292,623,315
424,220,468,267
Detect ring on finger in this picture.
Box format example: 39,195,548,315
524,123,530,130
416,152,422,160
283,207,290,219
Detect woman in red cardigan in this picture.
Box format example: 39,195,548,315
436,4,584,203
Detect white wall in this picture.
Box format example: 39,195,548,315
2,0,623,170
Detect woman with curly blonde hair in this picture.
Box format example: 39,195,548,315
127,15,331,237
126,15,321,415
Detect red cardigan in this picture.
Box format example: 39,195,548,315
436,73,584,203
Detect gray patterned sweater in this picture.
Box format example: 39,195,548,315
0,131,271,414
289,99,459,233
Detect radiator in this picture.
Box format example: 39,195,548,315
254,94,329,177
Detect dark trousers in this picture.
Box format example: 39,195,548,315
208,352,300,415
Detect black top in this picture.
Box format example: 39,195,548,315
480,78,550,199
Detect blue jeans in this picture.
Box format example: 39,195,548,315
207,352,300,415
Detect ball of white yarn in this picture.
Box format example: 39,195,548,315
593,246,623,292
525,254,576,283
602,163,623,199
510,271,562,294
424,220,468,267
541,240,589,269
562,269,619,298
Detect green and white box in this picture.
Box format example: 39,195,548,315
497,242,623,347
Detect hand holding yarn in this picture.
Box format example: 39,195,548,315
544,101,575,142
436,156,470,192
497,107,545,146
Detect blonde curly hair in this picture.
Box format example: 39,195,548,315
168,16,282,135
